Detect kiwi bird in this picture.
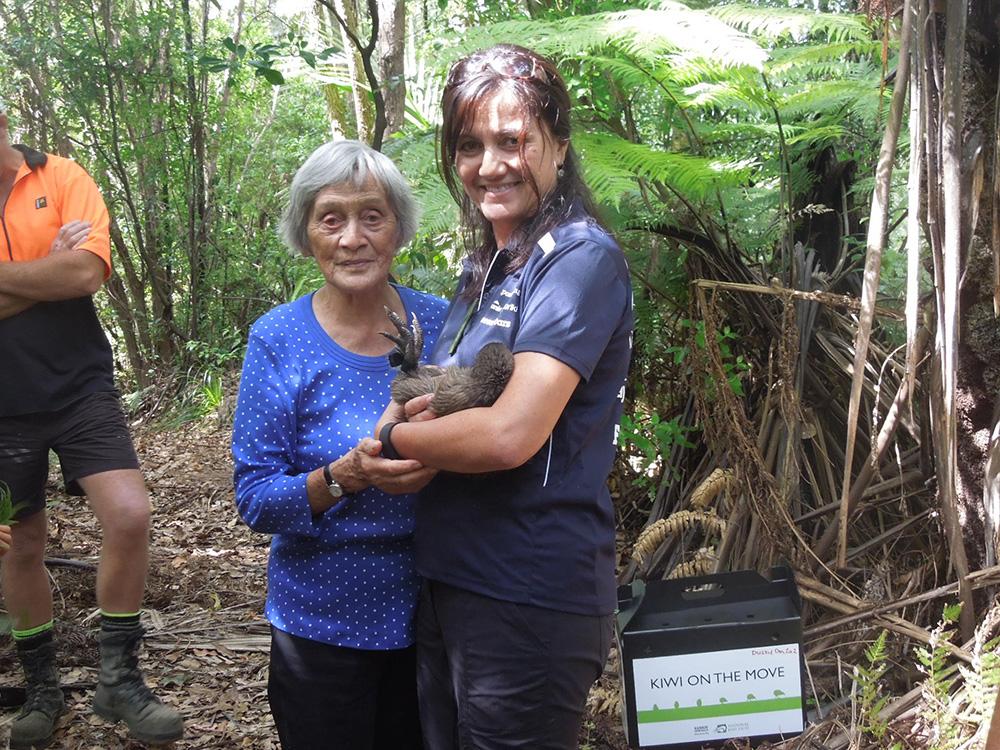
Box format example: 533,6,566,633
381,308,514,416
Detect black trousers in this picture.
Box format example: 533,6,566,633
268,626,423,750
416,580,613,750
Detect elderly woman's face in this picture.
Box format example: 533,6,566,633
306,177,399,296
454,89,567,247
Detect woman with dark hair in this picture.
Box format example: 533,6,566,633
232,139,446,749
375,44,633,749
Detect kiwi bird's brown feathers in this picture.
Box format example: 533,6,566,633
382,309,514,415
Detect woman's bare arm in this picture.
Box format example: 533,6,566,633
385,351,580,473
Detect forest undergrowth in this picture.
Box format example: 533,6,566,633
0,384,995,749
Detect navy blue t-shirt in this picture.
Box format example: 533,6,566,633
415,207,633,616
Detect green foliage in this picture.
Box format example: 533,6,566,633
619,412,698,475
847,610,1000,750
199,372,225,415
916,604,963,706
0,481,28,526
0,0,895,453
854,630,892,742
576,131,754,207
0,0,330,385
669,321,750,398
706,3,871,43
435,7,768,73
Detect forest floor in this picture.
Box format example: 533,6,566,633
0,415,627,750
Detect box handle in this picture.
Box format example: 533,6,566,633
680,581,725,600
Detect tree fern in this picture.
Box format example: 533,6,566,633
425,9,767,74
577,131,752,206
769,40,883,75
707,3,872,44
385,131,458,237
777,75,886,123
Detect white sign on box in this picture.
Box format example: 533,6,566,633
631,643,803,747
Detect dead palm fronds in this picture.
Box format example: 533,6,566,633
631,509,726,568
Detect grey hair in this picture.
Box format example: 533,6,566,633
279,139,419,257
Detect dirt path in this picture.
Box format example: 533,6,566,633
0,417,625,749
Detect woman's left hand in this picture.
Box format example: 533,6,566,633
373,393,436,437
0,524,11,557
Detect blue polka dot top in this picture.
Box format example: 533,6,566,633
232,285,448,649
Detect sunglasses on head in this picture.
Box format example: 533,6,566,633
456,54,551,86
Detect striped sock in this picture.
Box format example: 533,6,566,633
12,620,54,652
100,610,141,630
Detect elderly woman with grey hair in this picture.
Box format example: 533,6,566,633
232,139,446,750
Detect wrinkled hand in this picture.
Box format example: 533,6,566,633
0,524,11,557
49,221,91,254
349,437,437,494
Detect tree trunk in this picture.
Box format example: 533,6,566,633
377,0,405,138
958,0,1000,573
334,0,374,143
181,0,209,343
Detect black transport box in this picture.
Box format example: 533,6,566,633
615,567,805,749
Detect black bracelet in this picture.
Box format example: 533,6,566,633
379,421,403,460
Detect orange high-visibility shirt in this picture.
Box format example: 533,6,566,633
0,149,111,277
0,147,116,416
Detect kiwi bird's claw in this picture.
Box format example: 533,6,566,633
411,313,424,362
385,307,410,336
379,330,406,349
382,306,424,374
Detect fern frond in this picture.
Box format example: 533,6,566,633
778,76,884,121
684,76,773,115
769,40,883,74
708,3,872,44
666,546,718,579
384,131,458,237
784,124,845,147
694,121,781,147
583,55,694,109
428,9,767,74
577,131,753,206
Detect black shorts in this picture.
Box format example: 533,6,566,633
0,390,140,519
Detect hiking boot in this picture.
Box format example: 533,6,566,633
92,624,184,744
11,639,65,750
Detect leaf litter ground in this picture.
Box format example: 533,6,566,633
0,418,627,749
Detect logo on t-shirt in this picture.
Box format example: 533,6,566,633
35,197,47,209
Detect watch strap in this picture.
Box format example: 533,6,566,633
379,422,403,460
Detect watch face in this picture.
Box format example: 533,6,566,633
323,463,343,498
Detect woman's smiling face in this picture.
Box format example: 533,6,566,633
454,89,568,248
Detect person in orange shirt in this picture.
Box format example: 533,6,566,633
0,108,184,749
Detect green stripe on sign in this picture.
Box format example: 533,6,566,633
637,697,803,723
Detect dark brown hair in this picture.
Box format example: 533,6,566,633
439,44,599,300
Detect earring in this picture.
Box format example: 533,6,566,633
557,164,565,178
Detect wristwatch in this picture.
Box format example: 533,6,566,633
322,463,344,499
